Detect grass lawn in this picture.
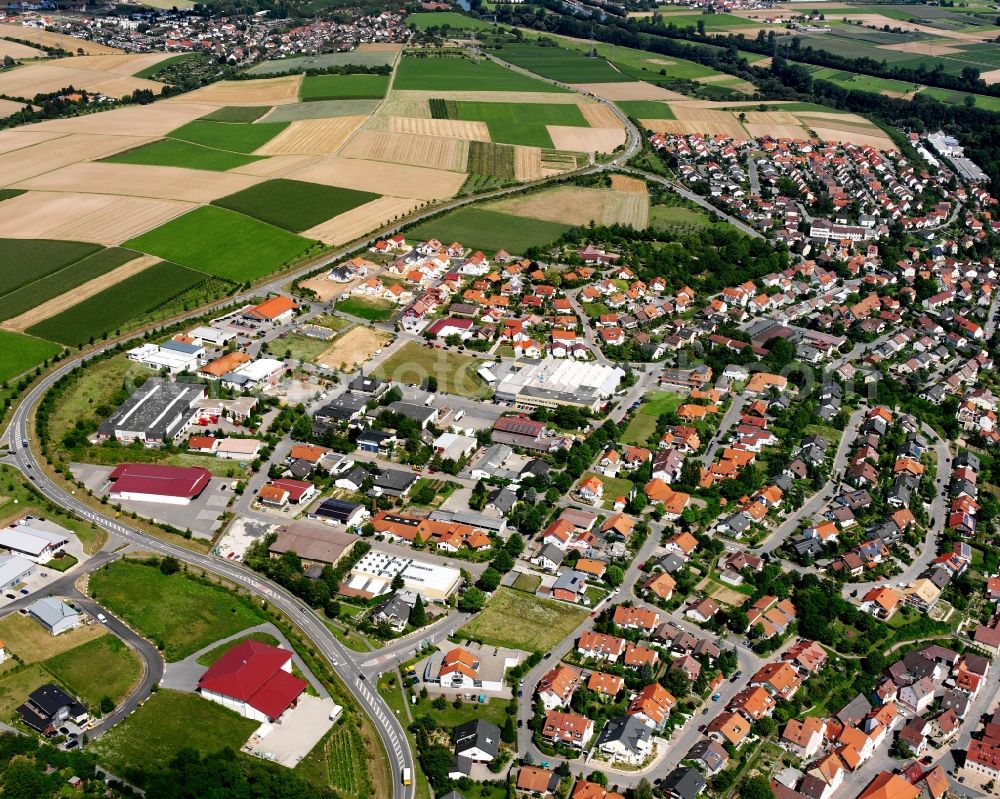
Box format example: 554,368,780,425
43,635,141,707
394,55,566,92
0,664,54,718
0,614,108,664
104,139,264,171
648,205,709,228
621,391,683,445
0,330,60,382
406,11,496,30
168,120,289,153
616,100,677,119
44,554,78,572
579,471,634,508
407,207,569,254
457,587,588,652
200,105,272,123
511,572,542,594
300,74,389,101
335,295,397,322
309,314,352,332
89,689,259,784
409,693,512,728
26,261,212,346
213,179,379,233
279,333,335,363
124,206,316,283
88,560,264,661
0,239,100,297
372,341,489,399
0,247,140,322
195,632,280,666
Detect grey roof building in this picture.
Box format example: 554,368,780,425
453,719,501,761
387,401,438,428
371,468,417,497
315,394,368,424
662,766,706,799
97,378,205,446
595,715,652,762
28,597,80,636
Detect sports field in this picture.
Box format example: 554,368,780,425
104,139,264,172
0,330,60,381
394,55,566,92
457,587,588,652
213,179,379,232
169,119,290,153
124,206,316,282
407,207,570,253
300,74,390,101
25,261,211,345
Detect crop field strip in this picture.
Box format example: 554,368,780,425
365,114,491,141
255,116,368,155
248,50,397,75
166,74,303,106
201,106,272,123
26,260,212,346
301,195,422,246
169,119,290,153
299,73,390,101
393,55,569,93
260,99,381,122
212,179,380,233
340,130,470,172
467,140,516,179
495,42,634,83
103,138,266,172
0,239,102,297
407,206,571,254
283,156,467,200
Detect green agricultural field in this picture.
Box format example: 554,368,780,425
89,689,259,785
0,330,61,382
168,119,289,153
454,99,587,147
496,42,632,83
372,341,489,399
406,11,496,31
262,99,381,121
124,206,316,282
26,261,210,346
43,635,142,708
457,587,588,652
0,247,139,322
467,140,516,179
88,560,264,661
335,296,397,322
296,722,371,799
622,390,683,444
0,239,100,297
0,189,24,202
550,35,726,81
195,632,281,667
649,205,710,229
104,138,263,171
659,12,761,29
394,55,566,92
213,179,379,232
300,74,389,101
248,51,396,74
279,333,335,362
200,105,271,122
407,207,569,253
616,100,677,119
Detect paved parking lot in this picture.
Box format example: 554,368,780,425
71,463,232,540
244,695,338,767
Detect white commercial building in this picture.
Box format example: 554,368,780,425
494,358,625,411
28,597,81,635
0,522,69,563
0,554,34,590
127,342,204,374
342,550,462,602
221,358,286,390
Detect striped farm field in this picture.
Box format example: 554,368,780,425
168,120,290,153
169,75,303,106
610,174,647,193
300,74,389,101
0,239,101,297
255,116,368,155
301,196,422,246
340,130,469,172
26,261,211,346
367,116,491,141
0,330,61,382
394,56,566,93
124,206,316,281
213,179,379,233
580,104,624,128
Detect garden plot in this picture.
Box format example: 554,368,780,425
255,116,368,155
12,162,264,202
287,156,466,199
366,115,491,141
0,24,121,54
546,125,624,152
169,75,303,106
0,191,193,245
340,130,469,172
301,196,422,245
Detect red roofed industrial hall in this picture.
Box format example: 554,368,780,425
197,640,307,722
107,463,211,505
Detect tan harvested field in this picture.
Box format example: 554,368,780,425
0,99,26,119
0,133,153,185
255,115,367,155
881,40,964,55
377,97,431,118
29,101,216,136
0,38,42,58
13,161,265,202
744,122,811,140
547,125,624,153
981,67,1000,85
288,156,465,199
488,185,647,228
301,195,422,245
810,125,896,151
610,174,647,194
65,52,178,76
513,146,543,182
169,75,303,106
341,130,469,171
0,63,163,99
572,82,687,101
0,128,66,154
390,89,588,104
641,118,748,137
299,273,352,302
0,191,193,244
357,43,404,53
230,154,322,178
672,106,740,123
2,254,160,332
579,103,623,129
369,115,491,141
318,326,393,370
0,24,121,54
